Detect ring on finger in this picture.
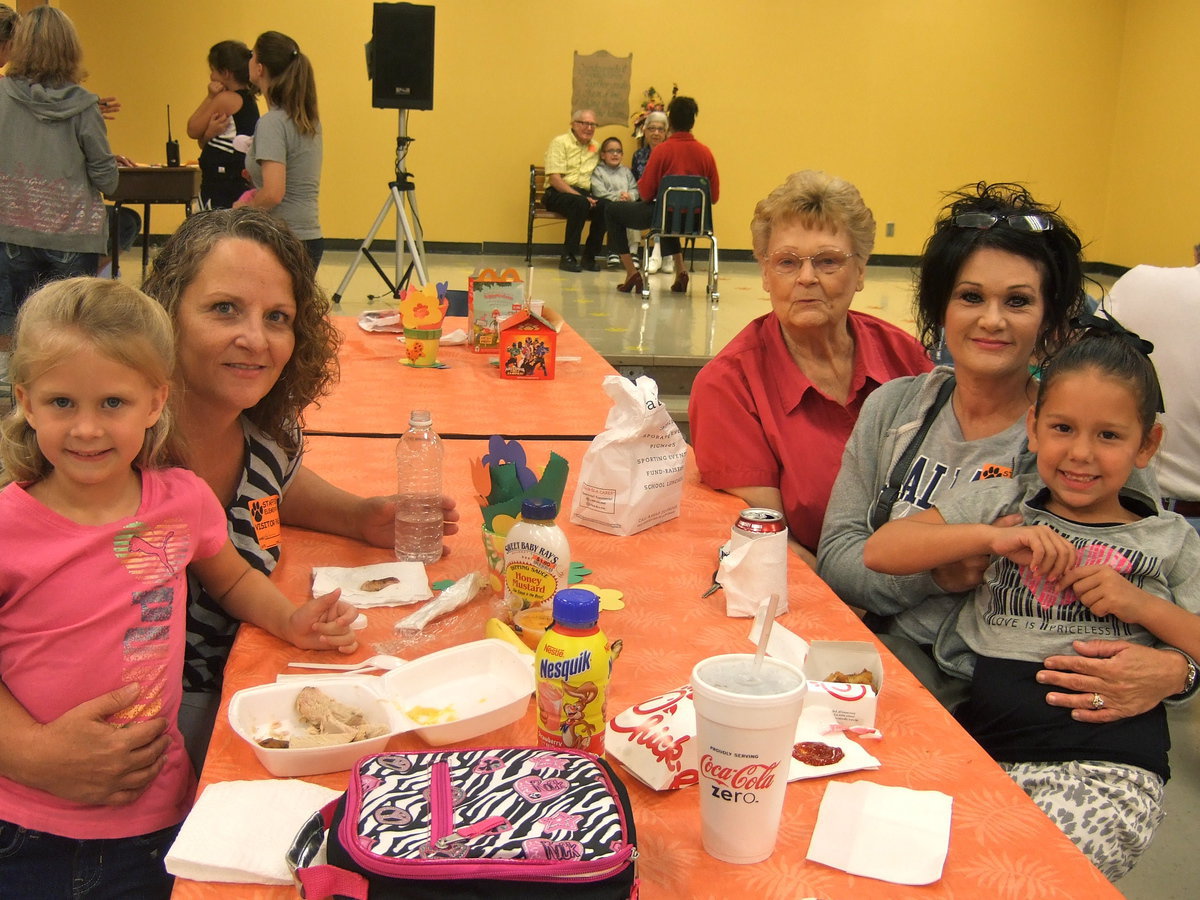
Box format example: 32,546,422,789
1090,692,1105,710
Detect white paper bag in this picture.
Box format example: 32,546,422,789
570,375,687,535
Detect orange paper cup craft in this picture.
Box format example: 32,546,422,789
399,285,449,366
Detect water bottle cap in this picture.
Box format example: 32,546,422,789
519,498,558,521
552,589,600,627
409,409,432,427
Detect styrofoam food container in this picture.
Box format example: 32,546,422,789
380,638,535,746
228,639,536,775
228,677,398,777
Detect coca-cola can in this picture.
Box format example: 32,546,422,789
733,508,787,540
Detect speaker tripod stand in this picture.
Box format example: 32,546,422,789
332,111,428,304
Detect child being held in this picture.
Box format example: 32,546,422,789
589,137,640,266
0,278,358,899
864,320,1200,880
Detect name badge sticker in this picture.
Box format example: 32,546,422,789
248,495,282,549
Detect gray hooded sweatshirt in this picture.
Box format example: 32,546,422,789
0,77,118,254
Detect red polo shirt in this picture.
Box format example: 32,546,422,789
689,311,932,551
637,131,719,203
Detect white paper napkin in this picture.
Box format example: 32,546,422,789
311,562,431,608
165,779,341,884
789,706,880,780
438,328,468,345
357,310,403,332
806,781,953,885
717,532,789,617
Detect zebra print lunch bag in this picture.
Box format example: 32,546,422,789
288,747,638,899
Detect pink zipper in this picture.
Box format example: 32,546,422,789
429,760,454,848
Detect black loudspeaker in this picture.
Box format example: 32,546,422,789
370,2,435,110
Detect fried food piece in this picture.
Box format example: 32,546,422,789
825,668,876,691
360,576,401,592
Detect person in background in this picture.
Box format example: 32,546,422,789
817,181,1197,720
589,136,639,268
0,6,116,328
605,96,719,294
542,108,605,272
631,110,667,273
187,40,260,210
235,31,323,269
1107,252,1200,534
0,3,17,334
0,278,357,899
689,170,931,563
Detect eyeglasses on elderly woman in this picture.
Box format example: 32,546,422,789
767,248,857,277
953,212,1054,232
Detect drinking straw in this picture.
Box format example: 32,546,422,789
751,592,782,679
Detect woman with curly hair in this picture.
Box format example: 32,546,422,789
137,208,458,766
817,182,1194,724
0,213,440,823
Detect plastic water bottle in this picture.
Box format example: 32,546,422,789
394,409,443,563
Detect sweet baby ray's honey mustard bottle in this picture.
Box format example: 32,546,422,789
503,498,570,611
535,589,615,755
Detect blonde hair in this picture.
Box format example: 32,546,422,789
6,5,85,87
1,278,174,486
750,170,876,261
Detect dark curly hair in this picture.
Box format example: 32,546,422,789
915,182,1090,361
141,208,339,456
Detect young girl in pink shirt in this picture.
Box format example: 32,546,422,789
0,277,358,898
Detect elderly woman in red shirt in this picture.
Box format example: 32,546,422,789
689,170,932,565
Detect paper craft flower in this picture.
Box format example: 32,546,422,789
405,340,427,362
474,436,569,533
481,435,536,489
398,284,449,330
631,83,677,139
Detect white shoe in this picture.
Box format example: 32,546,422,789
661,256,675,274
607,254,620,268
647,247,662,275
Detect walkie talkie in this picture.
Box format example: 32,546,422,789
166,105,180,167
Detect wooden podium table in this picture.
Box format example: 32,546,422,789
105,166,201,279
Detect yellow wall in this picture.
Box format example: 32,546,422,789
54,0,1191,266
1101,0,1200,267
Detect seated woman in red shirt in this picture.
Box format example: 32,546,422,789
688,170,932,564
604,95,718,294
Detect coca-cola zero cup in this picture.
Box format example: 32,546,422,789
691,653,807,863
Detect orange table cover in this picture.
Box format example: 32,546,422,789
302,316,618,438
172,437,1117,899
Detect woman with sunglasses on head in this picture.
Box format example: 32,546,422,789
689,170,932,566
817,181,1197,718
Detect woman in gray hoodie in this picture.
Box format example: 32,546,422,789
0,6,117,317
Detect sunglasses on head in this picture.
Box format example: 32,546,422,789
952,212,1054,233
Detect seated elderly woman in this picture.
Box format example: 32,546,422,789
689,170,932,564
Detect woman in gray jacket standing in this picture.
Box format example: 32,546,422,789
0,6,116,319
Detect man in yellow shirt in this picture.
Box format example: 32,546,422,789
543,109,604,272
